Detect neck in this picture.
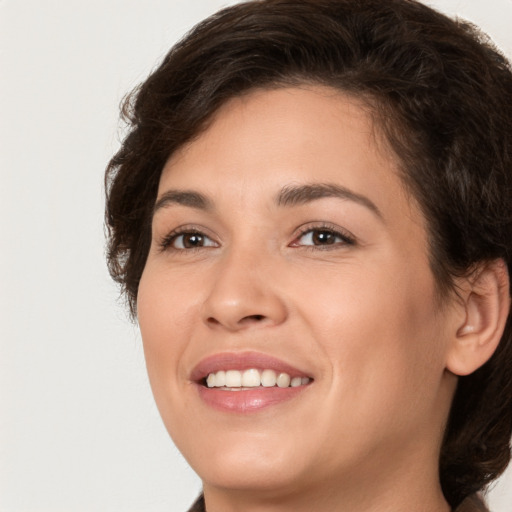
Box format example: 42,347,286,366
202,451,451,512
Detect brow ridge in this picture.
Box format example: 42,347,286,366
276,183,382,218
153,190,213,214
153,183,382,220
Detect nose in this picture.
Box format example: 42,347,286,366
201,248,288,332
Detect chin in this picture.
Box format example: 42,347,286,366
177,428,312,493
196,453,308,495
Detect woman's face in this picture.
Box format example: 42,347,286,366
137,87,457,500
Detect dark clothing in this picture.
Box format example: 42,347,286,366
187,493,489,511
188,495,205,512
457,494,490,512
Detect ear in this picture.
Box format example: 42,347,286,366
446,259,510,376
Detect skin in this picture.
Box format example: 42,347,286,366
137,86,461,512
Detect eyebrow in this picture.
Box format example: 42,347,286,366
276,183,383,219
153,182,382,220
153,190,213,214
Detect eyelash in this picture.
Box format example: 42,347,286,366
158,227,216,253
158,223,356,253
291,223,356,250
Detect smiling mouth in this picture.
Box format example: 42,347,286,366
204,369,312,389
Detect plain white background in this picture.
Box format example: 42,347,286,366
1,1,511,510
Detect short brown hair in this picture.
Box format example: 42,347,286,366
105,0,512,507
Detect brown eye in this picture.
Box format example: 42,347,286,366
311,230,337,245
166,231,217,250
295,228,353,247
180,233,205,248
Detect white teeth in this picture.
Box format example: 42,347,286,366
225,370,242,387
206,373,216,388
214,370,226,387
277,373,291,388
205,369,311,389
242,369,261,387
290,377,302,387
261,369,277,387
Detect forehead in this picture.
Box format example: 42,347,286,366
159,86,420,226
164,85,383,173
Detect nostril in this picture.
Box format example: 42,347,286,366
242,314,265,322
205,314,268,329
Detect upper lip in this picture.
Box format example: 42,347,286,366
190,351,312,382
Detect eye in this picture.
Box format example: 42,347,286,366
160,229,218,251
291,226,355,248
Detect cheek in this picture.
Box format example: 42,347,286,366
136,263,211,449
137,265,199,393
296,256,447,403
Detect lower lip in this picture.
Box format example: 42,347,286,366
196,384,309,413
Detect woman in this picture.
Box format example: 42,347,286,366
105,1,512,510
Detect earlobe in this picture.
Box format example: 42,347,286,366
446,259,510,376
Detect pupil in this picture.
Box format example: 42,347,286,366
313,230,335,245
184,234,203,248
